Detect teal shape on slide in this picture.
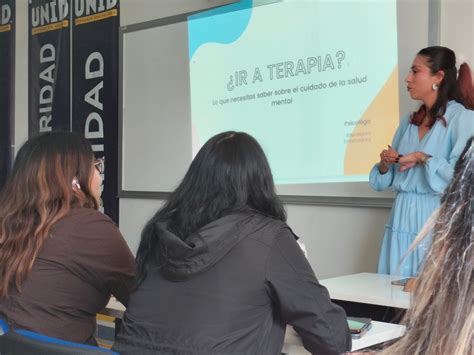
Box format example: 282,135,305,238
188,0,253,60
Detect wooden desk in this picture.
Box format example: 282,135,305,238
104,298,405,353
320,272,410,309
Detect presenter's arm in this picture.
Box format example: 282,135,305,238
264,228,351,355
421,111,474,192
397,151,431,172
398,111,474,188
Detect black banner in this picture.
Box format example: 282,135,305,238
28,0,71,136
72,0,120,222
0,0,15,189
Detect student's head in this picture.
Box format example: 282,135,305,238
8,131,101,208
0,131,100,296
158,131,284,232
382,136,473,355
408,46,474,126
136,131,286,278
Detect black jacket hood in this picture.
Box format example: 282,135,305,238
154,213,282,281
114,212,352,355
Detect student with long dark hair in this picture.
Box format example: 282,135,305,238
371,46,474,276
0,131,135,345
113,132,351,354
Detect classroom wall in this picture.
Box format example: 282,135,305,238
119,197,393,279
13,1,28,155
440,0,474,66
120,0,239,27
117,0,429,279
11,0,474,279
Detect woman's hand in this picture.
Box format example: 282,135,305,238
398,152,430,172
398,152,418,172
378,145,399,173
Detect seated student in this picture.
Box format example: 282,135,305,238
113,131,351,355
0,132,135,345
372,136,473,355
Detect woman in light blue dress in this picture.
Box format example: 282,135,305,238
370,46,474,276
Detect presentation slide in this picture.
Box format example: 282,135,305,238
188,0,399,185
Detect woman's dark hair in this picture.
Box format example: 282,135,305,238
411,46,474,126
0,131,97,296
136,131,286,280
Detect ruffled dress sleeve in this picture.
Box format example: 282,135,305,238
423,108,474,192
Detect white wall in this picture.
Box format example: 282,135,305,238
440,0,474,66
14,1,28,154
119,197,390,278
121,0,239,27
12,0,473,279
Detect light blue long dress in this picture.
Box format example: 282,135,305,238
370,100,474,276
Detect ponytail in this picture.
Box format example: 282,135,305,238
457,63,474,109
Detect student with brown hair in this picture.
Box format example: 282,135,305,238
0,131,135,345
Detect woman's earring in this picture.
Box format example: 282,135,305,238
72,178,81,190
432,83,439,91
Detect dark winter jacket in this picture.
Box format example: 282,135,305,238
113,212,351,354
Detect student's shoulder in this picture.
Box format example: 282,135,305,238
67,207,114,224
55,207,120,239
246,213,296,246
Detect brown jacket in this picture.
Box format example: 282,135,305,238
0,208,135,344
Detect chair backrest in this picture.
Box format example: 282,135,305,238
0,318,8,336
0,328,118,355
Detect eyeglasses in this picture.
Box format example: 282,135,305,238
94,157,105,174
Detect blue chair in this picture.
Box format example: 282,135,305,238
0,318,8,335
0,326,118,355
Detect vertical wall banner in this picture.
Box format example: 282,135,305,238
28,0,71,136
0,0,15,189
72,0,120,222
